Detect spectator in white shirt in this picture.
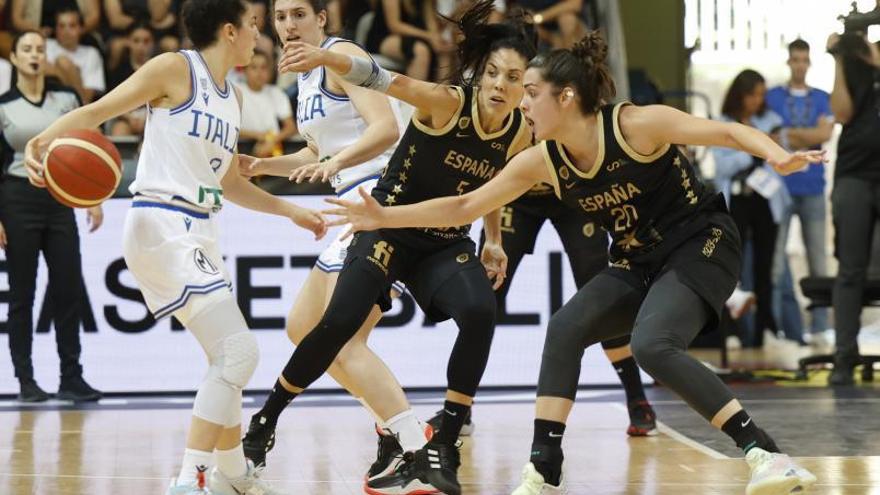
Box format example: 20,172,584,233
238,50,295,158
45,6,105,103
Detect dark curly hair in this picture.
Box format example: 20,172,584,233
182,0,248,49
527,30,616,115
447,0,537,86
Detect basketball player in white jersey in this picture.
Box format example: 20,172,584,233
240,0,427,469
23,1,324,494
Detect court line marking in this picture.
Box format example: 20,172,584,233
610,403,730,460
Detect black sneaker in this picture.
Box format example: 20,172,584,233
425,409,474,438
828,363,856,386
626,400,658,437
18,379,50,403
242,415,276,468
365,441,461,495
366,427,404,481
56,376,102,402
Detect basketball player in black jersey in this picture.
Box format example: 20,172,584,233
324,31,823,495
425,187,659,439
247,3,534,494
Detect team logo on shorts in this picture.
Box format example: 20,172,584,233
194,249,219,275
456,253,469,263
367,241,394,275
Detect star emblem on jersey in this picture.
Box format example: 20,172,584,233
673,156,681,167
399,172,408,183
193,248,219,275
403,158,412,169
392,184,403,194
408,145,416,156
385,194,397,205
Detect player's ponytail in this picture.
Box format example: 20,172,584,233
527,30,616,114
447,0,537,86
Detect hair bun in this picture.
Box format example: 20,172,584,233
571,30,608,69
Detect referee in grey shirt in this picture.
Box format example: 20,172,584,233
1,31,102,402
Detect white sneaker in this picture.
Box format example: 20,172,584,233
165,478,210,494
511,462,564,495
209,460,286,495
745,448,816,495
726,288,756,320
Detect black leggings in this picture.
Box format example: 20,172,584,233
538,269,735,421
283,257,496,397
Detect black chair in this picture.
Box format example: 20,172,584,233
797,276,880,381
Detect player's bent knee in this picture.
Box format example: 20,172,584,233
629,333,671,373
544,311,586,359
219,332,260,388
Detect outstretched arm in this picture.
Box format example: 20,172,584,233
24,52,187,186
277,41,461,129
222,155,327,240
623,105,826,175
324,145,549,234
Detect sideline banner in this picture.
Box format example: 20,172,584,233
0,197,640,394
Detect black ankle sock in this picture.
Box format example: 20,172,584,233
530,420,565,487
612,356,646,403
255,379,298,428
533,419,566,449
436,400,470,445
720,410,779,453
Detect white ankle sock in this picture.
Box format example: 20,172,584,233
384,409,427,452
177,448,212,485
215,443,248,479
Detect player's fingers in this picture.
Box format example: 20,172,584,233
323,197,351,208
325,217,349,228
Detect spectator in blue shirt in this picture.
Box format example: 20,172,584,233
766,39,834,342
714,69,788,347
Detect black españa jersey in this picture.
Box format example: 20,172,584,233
543,102,725,264
373,85,530,242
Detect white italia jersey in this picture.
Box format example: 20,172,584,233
129,49,240,210
296,36,401,193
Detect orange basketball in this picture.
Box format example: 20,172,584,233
44,129,123,208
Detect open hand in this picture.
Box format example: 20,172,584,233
768,149,827,176
278,41,325,74
322,186,385,239
290,159,340,184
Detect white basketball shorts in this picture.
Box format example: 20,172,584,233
122,198,232,321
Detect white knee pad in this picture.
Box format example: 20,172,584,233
218,331,260,388
186,298,259,426
192,333,258,425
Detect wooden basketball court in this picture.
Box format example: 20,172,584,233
1,385,877,495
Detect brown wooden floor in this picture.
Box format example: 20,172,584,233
0,399,875,495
